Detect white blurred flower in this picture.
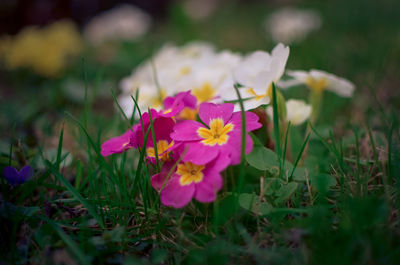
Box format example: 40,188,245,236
118,41,242,117
84,4,152,45
287,69,355,97
267,99,311,125
222,43,289,111
265,8,322,44
182,50,242,103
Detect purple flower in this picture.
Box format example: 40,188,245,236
3,165,34,185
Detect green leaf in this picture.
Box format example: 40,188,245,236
264,178,285,195
246,146,279,171
275,182,298,203
239,193,272,215
310,173,337,193
0,202,40,219
283,162,307,181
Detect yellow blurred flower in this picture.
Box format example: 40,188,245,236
0,20,83,77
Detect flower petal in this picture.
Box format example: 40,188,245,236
194,172,223,203
19,165,34,182
171,120,203,141
199,102,234,125
3,166,19,185
182,142,219,165
160,175,195,208
101,130,134,156
230,111,262,132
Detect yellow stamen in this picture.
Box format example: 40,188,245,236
177,162,205,186
146,140,174,162
306,77,328,92
197,118,234,146
179,107,198,120
192,82,216,103
247,87,269,101
163,108,172,114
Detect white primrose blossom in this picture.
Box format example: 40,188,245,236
287,69,355,97
84,4,152,45
118,41,242,117
264,8,322,44
267,99,312,125
221,43,289,111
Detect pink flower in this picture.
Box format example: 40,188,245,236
171,102,261,165
101,109,159,157
160,90,198,120
151,154,230,208
101,108,174,161
143,116,176,163
101,129,135,156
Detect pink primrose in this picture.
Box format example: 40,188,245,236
100,129,135,156
160,91,198,120
170,102,262,165
151,154,230,208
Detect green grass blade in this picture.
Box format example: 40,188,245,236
110,87,129,122
56,122,64,171
289,133,310,181
46,161,105,228
43,217,90,265
233,83,246,193
148,107,160,172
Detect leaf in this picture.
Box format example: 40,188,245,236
310,173,337,193
264,178,284,196
239,193,272,215
275,182,298,203
0,202,40,219
283,162,307,181
246,146,279,171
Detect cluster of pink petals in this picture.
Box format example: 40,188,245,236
101,90,261,208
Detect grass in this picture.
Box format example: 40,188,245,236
0,0,400,264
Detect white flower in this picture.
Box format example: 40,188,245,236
118,41,243,117
287,69,355,97
222,43,289,111
182,50,242,103
264,8,322,44
84,4,152,45
118,82,166,117
267,99,311,125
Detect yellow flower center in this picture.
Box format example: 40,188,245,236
178,107,198,120
192,82,216,103
180,66,191,76
177,162,205,186
150,90,167,108
146,140,174,162
163,108,172,114
197,118,234,146
306,77,328,92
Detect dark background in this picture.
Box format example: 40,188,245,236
0,0,171,34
